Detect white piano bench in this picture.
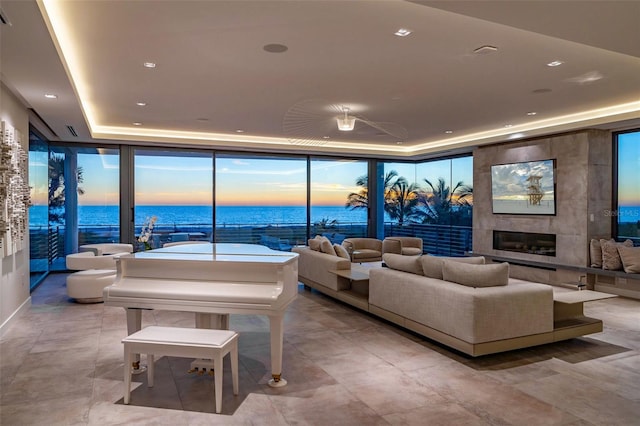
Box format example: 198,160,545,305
122,326,239,414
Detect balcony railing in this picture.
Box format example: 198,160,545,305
33,221,472,265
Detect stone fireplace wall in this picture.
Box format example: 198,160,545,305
473,129,612,271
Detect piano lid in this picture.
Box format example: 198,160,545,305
123,243,298,264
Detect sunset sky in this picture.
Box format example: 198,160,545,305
30,152,476,206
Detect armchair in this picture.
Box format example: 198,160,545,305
341,238,383,263
382,237,423,256
66,250,130,303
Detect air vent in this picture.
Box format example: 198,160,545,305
473,45,498,55
66,125,78,137
0,8,10,25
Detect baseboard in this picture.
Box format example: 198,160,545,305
0,296,32,338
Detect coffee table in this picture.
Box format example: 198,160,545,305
552,289,616,339
328,268,369,284
327,266,375,310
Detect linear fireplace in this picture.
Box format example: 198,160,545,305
493,230,556,256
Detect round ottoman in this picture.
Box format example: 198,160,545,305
66,269,116,303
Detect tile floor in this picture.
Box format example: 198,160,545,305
1,273,640,425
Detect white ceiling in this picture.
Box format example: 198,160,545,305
1,0,639,158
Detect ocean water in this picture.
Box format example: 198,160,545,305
29,205,368,227
29,204,640,227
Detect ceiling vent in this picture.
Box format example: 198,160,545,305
0,8,11,25
66,125,78,137
473,45,498,55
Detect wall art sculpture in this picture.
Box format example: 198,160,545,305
1,121,31,257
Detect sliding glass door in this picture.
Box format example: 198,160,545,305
133,149,214,249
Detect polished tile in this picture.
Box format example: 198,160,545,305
1,272,639,425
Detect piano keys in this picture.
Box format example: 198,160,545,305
103,243,298,387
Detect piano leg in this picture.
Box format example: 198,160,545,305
125,308,146,374
268,314,287,388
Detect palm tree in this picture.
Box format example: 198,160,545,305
48,152,84,224
386,177,421,225
418,178,473,225
345,170,400,216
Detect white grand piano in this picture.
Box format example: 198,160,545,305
103,243,298,387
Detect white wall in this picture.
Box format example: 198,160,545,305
0,82,31,336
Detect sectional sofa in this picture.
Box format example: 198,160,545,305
294,246,602,357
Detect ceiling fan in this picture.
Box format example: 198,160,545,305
282,99,408,146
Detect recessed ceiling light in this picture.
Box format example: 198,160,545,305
133,122,142,126
396,141,403,145
394,28,412,37
235,129,245,133
526,111,537,116
504,124,513,128
322,136,330,139
444,130,453,134
547,60,564,67
136,102,147,106
143,62,156,68
44,93,57,99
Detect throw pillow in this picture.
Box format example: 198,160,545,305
617,245,640,274
334,244,350,260
308,236,321,251
600,239,633,270
320,237,337,256
441,260,509,287
421,255,485,279
382,253,423,275
589,238,603,268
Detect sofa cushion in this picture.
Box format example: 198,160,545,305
320,237,337,256
421,255,485,279
382,253,423,275
600,239,633,270
618,245,640,273
334,244,350,259
308,235,322,251
442,261,509,287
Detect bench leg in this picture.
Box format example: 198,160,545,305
231,340,239,396
124,346,132,404
147,354,155,387
213,352,223,414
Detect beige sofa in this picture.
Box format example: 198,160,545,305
369,254,555,356
294,247,603,357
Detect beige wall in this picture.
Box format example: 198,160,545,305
473,129,613,269
0,82,31,336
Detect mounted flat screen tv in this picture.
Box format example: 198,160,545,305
491,159,556,215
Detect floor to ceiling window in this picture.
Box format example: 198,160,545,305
44,145,120,270
383,155,473,256
615,129,640,243
28,131,49,287
215,154,307,248
311,158,368,242
134,149,213,249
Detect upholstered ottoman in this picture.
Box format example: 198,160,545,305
66,269,116,303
